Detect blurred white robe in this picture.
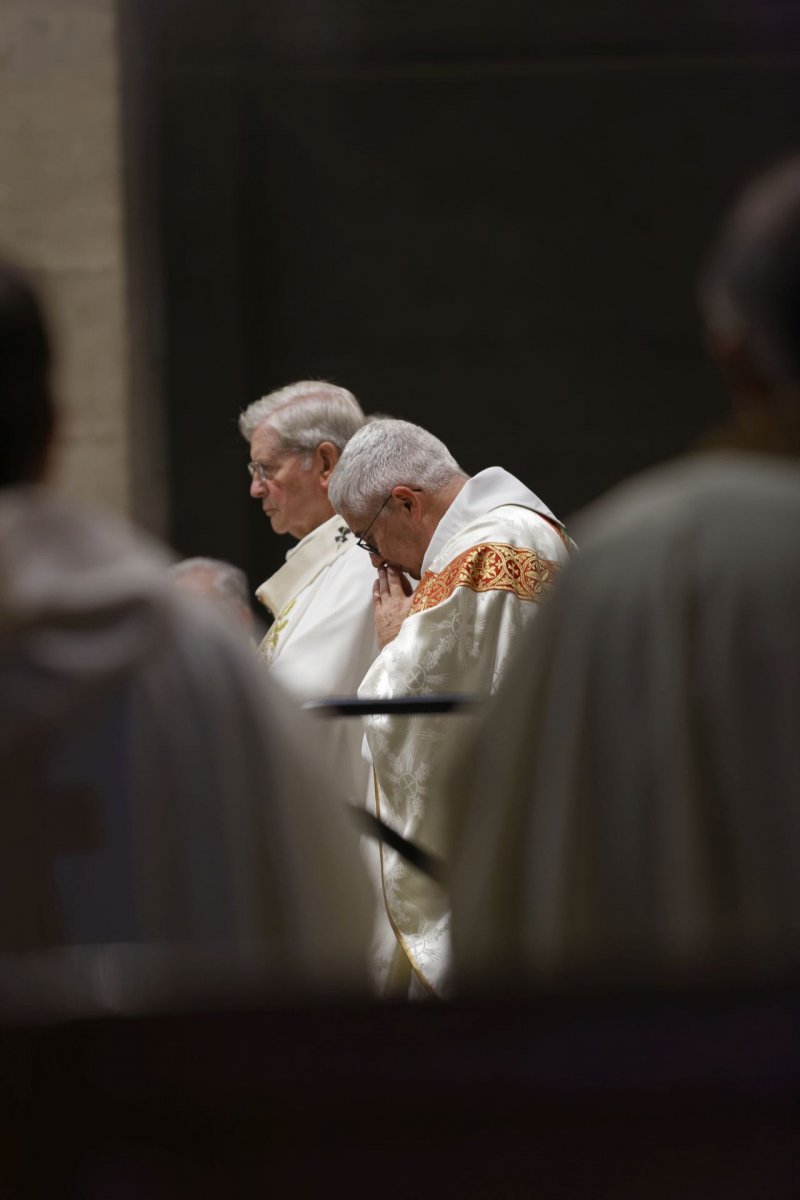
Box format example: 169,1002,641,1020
359,468,571,997
257,514,378,806
449,453,800,989
0,487,373,1013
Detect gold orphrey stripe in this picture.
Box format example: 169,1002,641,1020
409,541,561,616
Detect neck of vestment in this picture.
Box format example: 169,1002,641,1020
255,513,355,617
421,467,563,576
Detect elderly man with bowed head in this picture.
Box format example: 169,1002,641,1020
0,262,373,1005
239,382,378,804
447,158,800,994
328,419,571,997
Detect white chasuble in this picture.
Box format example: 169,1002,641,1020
256,514,378,807
358,468,571,997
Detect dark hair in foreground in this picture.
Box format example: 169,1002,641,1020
700,157,800,389
0,261,53,487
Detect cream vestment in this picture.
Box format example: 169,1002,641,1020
256,514,378,806
449,453,800,989
358,468,571,997
0,487,373,1012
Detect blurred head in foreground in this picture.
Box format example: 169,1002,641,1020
0,262,54,488
449,161,800,991
700,156,800,454
0,261,372,1006
171,557,255,638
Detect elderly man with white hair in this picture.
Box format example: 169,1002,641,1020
329,419,571,996
239,381,378,804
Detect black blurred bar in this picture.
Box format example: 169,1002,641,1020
348,805,447,885
303,695,476,717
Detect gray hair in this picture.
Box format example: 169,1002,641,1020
238,380,365,455
328,418,466,518
699,158,800,388
170,557,250,609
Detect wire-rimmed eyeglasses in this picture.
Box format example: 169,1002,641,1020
356,493,392,555
247,460,273,483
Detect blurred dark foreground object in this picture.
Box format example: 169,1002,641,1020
348,804,447,885
2,975,800,1198
303,693,476,716
308,694,473,883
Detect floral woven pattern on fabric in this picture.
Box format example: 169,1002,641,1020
257,597,297,664
409,542,561,617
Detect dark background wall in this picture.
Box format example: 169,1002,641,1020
117,0,800,591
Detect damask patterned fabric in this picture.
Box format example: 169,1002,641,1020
358,470,570,997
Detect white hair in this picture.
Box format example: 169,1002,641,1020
238,380,365,456
328,418,466,519
170,557,250,609
699,158,800,388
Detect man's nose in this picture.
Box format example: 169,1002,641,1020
369,552,385,569
250,475,266,498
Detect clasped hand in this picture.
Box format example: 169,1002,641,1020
373,564,414,649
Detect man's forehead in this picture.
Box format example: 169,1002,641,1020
249,420,282,458
340,504,367,529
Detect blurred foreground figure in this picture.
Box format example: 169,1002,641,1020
170,555,255,639
0,263,372,1011
329,419,570,997
450,159,800,988
240,383,378,806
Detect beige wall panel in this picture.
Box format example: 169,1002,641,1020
0,0,133,515
39,266,129,509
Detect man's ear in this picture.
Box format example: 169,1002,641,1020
316,441,340,489
392,485,422,521
707,328,772,407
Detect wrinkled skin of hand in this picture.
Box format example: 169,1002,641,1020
373,565,414,649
